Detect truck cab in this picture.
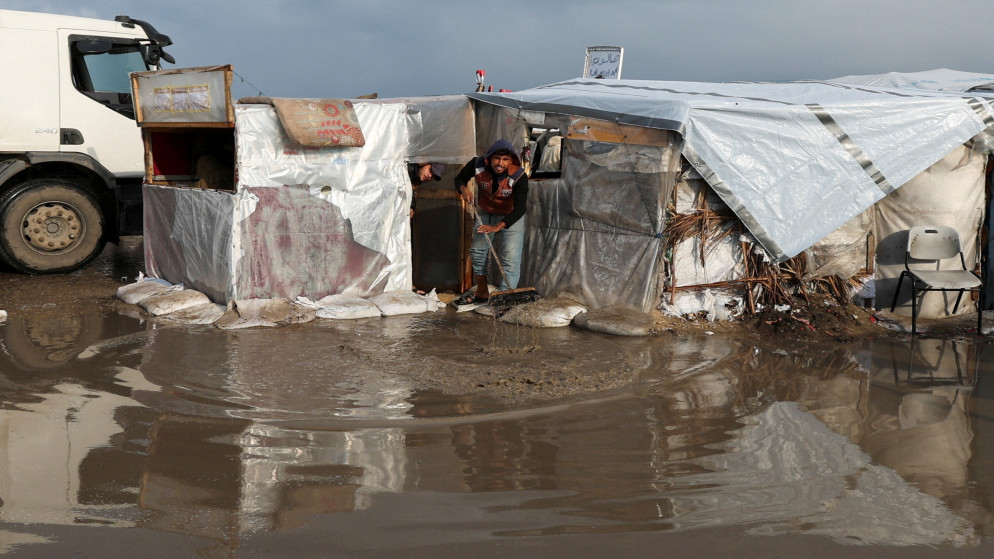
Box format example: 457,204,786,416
0,9,173,273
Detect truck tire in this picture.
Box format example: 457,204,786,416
0,179,106,273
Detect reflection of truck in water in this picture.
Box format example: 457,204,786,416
0,9,173,273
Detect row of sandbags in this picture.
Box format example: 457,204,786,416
116,275,658,335
115,274,442,330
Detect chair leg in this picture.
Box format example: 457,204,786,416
891,272,907,312
911,285,919,336
953,290,964,314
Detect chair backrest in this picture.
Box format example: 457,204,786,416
907,225,962,261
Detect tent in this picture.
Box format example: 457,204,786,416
469,77,994,316
134,66,476,303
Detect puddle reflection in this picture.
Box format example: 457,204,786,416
3,317,994,551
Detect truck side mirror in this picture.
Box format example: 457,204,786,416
139,43,175,67
139,43,160,65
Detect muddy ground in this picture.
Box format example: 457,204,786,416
1,236,990,408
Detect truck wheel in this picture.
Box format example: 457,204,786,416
0,179,106,274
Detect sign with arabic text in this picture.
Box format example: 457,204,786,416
583,46,624,79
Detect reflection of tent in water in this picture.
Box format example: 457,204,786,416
664,401,976,546
642,336,983,546
469,73,994,319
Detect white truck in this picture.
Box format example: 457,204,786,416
0,9,173,273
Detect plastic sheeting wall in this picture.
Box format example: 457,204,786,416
671,177,747,287
521,134,680,313
803,210,872,281
144,185,234,302
143,96,476,302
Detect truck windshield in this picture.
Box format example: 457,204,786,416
83,48,147,93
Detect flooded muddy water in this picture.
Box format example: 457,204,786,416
2,239,994,558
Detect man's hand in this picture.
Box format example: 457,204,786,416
476,222,505,234
459,184,474,205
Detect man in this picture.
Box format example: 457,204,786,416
454,139,528,304
409,162,443,295
408,162,444,218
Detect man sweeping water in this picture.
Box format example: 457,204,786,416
454,139,531,306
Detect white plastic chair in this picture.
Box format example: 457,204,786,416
889,225,983,336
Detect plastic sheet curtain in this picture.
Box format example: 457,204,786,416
522,136,680,312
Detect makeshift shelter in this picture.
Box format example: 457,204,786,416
469,77,994,317
826,69,994,309
132,66,476,303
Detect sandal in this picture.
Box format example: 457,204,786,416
455,292,487,305
412,287,426,296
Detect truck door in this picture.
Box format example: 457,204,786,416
57,29,149,178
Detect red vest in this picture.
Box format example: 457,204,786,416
475,165,524,216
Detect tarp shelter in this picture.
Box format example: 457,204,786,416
827,69,994,309
132,66,476,303
469,77,994,315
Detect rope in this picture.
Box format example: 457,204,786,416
233,71,266,97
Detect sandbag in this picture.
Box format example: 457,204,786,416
140,289,212,316
572,306,658,336
214,298,316,329
158,302,227,325
368,289,441,316
313,293,382,320
498,297,587,327
117,277,178,305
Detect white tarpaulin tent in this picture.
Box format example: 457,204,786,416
143,95,475,303
470,78,994,264
469,78,994,315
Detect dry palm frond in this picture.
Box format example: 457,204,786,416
664,205,740,261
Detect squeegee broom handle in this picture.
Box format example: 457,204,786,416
471,204,511,289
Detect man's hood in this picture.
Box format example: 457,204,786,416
481,139,521,168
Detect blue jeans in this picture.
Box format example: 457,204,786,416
470,208,525,291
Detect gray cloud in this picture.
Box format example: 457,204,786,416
3,0,991,99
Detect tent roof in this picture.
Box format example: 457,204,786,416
469,78,994,262
829,68,994,93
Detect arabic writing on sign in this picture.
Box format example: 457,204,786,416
153,84,211,113
585,47,623,79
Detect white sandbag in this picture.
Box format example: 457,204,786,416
313,293,382,320
572,306,658,336
0,310,7,324
474,304,494,317
499,297,588,327
140,289,212,316
158,302,227,325
116,277,179,305
214,298,316,329
368,289,441,316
